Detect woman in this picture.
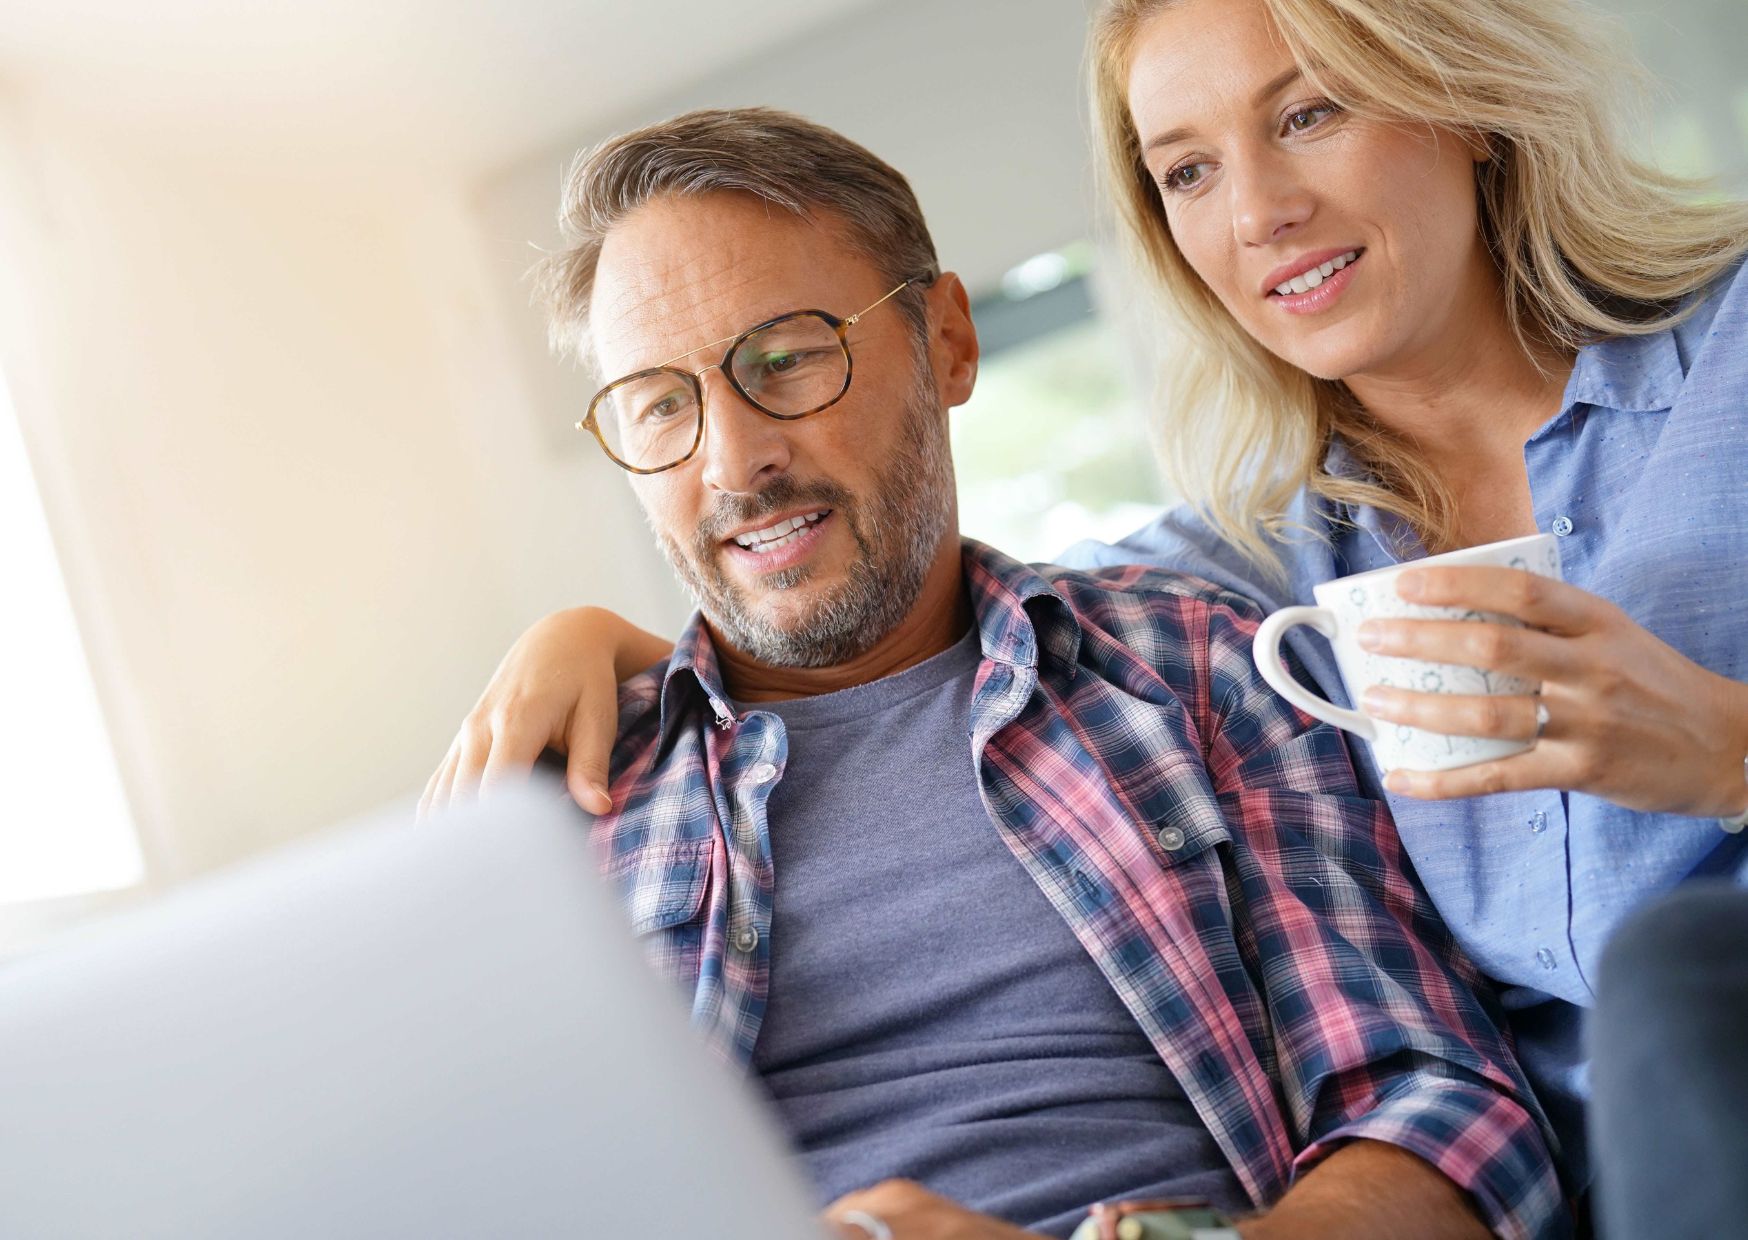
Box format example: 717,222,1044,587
425,0,1748,1187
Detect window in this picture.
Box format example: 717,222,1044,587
0,368,144,905
952,243,1171,563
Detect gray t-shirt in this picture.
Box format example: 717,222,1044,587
745,629,1247,1238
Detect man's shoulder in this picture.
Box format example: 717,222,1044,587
1029,558,1268,632
610,659,677,765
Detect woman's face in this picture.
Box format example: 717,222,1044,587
1126,0,1494,384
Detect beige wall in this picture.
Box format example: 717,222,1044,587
0,92,682,891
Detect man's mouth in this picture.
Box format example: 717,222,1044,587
728,508,832,556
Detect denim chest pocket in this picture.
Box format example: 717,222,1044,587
608,838,713,936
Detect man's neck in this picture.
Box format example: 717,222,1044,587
713,538,972,703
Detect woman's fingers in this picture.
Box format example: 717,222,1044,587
1384,744,1585,800
564,693,618,815
1357,617,1580,681
1362,687,1547,741
420,743,462,819
1392,565,1601,633
449,719,495,806
479,713,552,798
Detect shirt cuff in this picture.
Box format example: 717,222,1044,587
1293,1082,1569,1240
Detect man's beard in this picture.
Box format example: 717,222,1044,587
654,368,955,669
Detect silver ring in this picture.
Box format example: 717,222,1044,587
1533,699,1551,741
839,1210,893,1240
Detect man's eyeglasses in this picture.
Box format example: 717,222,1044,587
577,277,929,475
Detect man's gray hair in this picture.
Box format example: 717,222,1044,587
534,107,940,364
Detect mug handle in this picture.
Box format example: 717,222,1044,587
1252,607,1376,741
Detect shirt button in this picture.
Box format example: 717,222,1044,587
1551,516,1574,537
1156,825,1186,852
1535,947,1558,971
733,926,760,953
749,762,777,785
1529,811,1548,835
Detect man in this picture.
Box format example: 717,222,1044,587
517,108,1563,1238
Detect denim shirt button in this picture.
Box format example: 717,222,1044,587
1529,811,1548,835
1551,516,1575,537
1535,946,1558,971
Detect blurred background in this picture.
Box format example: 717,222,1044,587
1,0,1744,951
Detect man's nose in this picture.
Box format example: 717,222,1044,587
1229,151,1315,249
697,367,792,494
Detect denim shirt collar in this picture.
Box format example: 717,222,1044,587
1318,437,1426,565
1556,326,1684,420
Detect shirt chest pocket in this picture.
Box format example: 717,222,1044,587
608,838,714,936
1115,768,1232,869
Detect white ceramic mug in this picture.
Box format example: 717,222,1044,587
1252,533,1563,773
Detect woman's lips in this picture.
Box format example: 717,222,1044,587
1268,251,1362,316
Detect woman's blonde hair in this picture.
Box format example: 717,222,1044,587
1090,0,1748,564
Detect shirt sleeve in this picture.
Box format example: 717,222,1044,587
1198,595,1570,1240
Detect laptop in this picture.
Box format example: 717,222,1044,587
0,782,824,1239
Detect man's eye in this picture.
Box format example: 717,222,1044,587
749,348,832,379
638,395,685,422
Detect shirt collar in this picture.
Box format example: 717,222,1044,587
1310,323,1684,559
653,539,1081,743
657,613,735,743
961,538,1083,673
1557,325,1685,417
1319,437,1424,561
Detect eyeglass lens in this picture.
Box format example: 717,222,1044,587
594,313,849,470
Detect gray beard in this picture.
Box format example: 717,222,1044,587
654,370,955,669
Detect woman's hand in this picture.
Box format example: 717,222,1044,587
418,607,675,818
1355,565,1748,817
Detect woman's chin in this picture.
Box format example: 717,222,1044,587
1264,328,1386,385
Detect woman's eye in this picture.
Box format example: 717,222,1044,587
1162,162,1208,193
1284,102,1338,134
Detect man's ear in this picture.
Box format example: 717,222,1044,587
926,272,980,410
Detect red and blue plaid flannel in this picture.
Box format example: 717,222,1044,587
595,540,1566,1238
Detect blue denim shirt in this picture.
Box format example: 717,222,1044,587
1060,260,1748,1186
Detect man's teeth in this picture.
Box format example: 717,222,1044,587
733,510,827,553
1274,250,1359,296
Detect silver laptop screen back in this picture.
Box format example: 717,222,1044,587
0,786,822,1240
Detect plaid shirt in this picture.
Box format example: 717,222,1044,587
595,541,1565,1239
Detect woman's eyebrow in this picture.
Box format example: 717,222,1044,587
1142,66,1308,156
1252,66,1304,107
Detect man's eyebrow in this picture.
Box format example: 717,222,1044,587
1141,67,1307,156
